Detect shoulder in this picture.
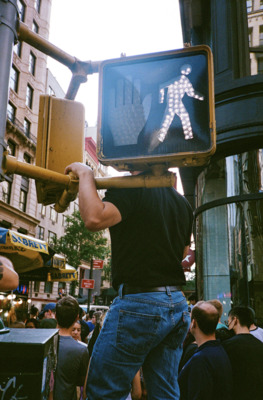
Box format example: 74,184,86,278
223,333,263,349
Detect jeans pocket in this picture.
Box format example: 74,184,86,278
117,309,161,355
162,310,191,350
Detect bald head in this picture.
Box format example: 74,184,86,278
191,301,219,335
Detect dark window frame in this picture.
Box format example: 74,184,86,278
29,52,36,76
7,102,16,123
32,20,39,34
24,118,31,136
14,41,22,58
34,0,41,13
38,226,45,240
48,230,57,244
17,0,26,22
26,84,34,109
10,65,19,93
19,188,27,212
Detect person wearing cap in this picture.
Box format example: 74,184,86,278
40,302,57,328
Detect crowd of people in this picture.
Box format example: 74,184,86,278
3,293,263,400
179,299,263,400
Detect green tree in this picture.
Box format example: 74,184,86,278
52,210,110,270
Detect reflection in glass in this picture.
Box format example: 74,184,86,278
196,150,263,325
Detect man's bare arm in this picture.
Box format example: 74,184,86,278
0,256,19,291
65,163,122,232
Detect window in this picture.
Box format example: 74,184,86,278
29,52,36,75
34,281,40,292
7,140,16,156
58,282,66,296
24,153,31,164
26,85,33,109
19,189,27,212
50,207,58,223
37,226,45,240
32,20,39,34
41,205,46,217
48,231,57,244
260,0,263,10
14,41,22,57
248,28,252,48
17,227,27,234
20,159,29,212
10,65,19,92
74,202,79,212
44,281,53,294
7,102,16,123
246,0,252,13
62,214,68,227
24,118,31,136
2,181,12,204
260,26,263,46
34,0,41,13
258,58,263,74
17,0,26,22
2,140,15,204
48,86,55,96
0,220,12,229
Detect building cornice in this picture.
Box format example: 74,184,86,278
0,200,40,230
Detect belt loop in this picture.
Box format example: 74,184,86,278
166,286,171,296
118,284,124,299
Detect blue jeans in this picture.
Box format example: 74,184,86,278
86,286,190,400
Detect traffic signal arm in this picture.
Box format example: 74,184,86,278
2,153,176,213
2,154,71,187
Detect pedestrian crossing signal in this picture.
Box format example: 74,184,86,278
97,45,215,171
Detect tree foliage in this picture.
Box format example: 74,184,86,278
52,211,110,269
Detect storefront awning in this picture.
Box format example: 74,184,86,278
0,228,55,274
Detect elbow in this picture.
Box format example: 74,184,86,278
84,217,102,232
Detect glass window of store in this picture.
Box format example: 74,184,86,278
195,150,263,326
44,281,53,294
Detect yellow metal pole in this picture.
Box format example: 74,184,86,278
95,172,176,189
3,155,175,190
3,155,176,212
54,173,79,213
3,155,71,187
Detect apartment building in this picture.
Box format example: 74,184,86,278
0,0,52,235
247,0,263,74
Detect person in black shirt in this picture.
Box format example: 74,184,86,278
65,163,193,400
223,306,263,400
179,301,233,400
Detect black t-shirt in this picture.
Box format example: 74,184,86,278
222,334,263,400
103,186,193,289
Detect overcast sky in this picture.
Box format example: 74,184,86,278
47,0,183,126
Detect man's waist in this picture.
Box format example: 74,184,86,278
121,284,183,295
